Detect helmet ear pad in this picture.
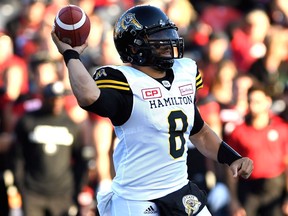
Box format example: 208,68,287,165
128,45,154,66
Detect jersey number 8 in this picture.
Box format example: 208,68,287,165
168,110,188,159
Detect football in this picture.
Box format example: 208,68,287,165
54,5,90,47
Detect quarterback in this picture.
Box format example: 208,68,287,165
51,4,253,216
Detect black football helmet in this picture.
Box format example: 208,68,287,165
113,5,184,70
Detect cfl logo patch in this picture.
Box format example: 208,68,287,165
182,195,201,216
142,87,162,99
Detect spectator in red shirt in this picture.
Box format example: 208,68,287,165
230,9,270,73
226,83,288,216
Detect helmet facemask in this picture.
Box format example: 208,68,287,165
129,26,184,71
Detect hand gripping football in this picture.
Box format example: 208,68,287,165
54,5,91,47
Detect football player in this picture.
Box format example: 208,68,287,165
51,5,253,216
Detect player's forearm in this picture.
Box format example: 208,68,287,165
190,122,243,168
67,59,100,107
189,122,221,161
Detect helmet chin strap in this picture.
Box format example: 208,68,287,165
153,58,174,71
134,57,174,71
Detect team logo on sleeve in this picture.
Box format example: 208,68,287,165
93,68,107,80
179,84,194,96
142,87,162,99
182,195,201,215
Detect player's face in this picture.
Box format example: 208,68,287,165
152,43,174,58
148,29,180,58
248,90,271,116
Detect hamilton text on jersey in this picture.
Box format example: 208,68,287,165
148,95,194,109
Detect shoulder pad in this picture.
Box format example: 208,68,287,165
92,66,131,92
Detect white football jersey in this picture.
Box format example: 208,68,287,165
110,58,199,200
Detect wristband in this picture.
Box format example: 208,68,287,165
217,141,242,165
63,49,80,65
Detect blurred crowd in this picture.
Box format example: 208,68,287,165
0,0,288,216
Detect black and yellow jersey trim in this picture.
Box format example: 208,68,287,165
96,79,130,91
196,70,203,90
93,67,131,92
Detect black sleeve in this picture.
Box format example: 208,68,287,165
81,66,133,126
190,66,205,135
190,106,204,136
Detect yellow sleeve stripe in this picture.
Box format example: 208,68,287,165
196,83,203,90
196,78,203,87
96,79,130,91
196,75,203,89
196,73,202,81
96,79,129,86
196,78,203,86
98,85,130,91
